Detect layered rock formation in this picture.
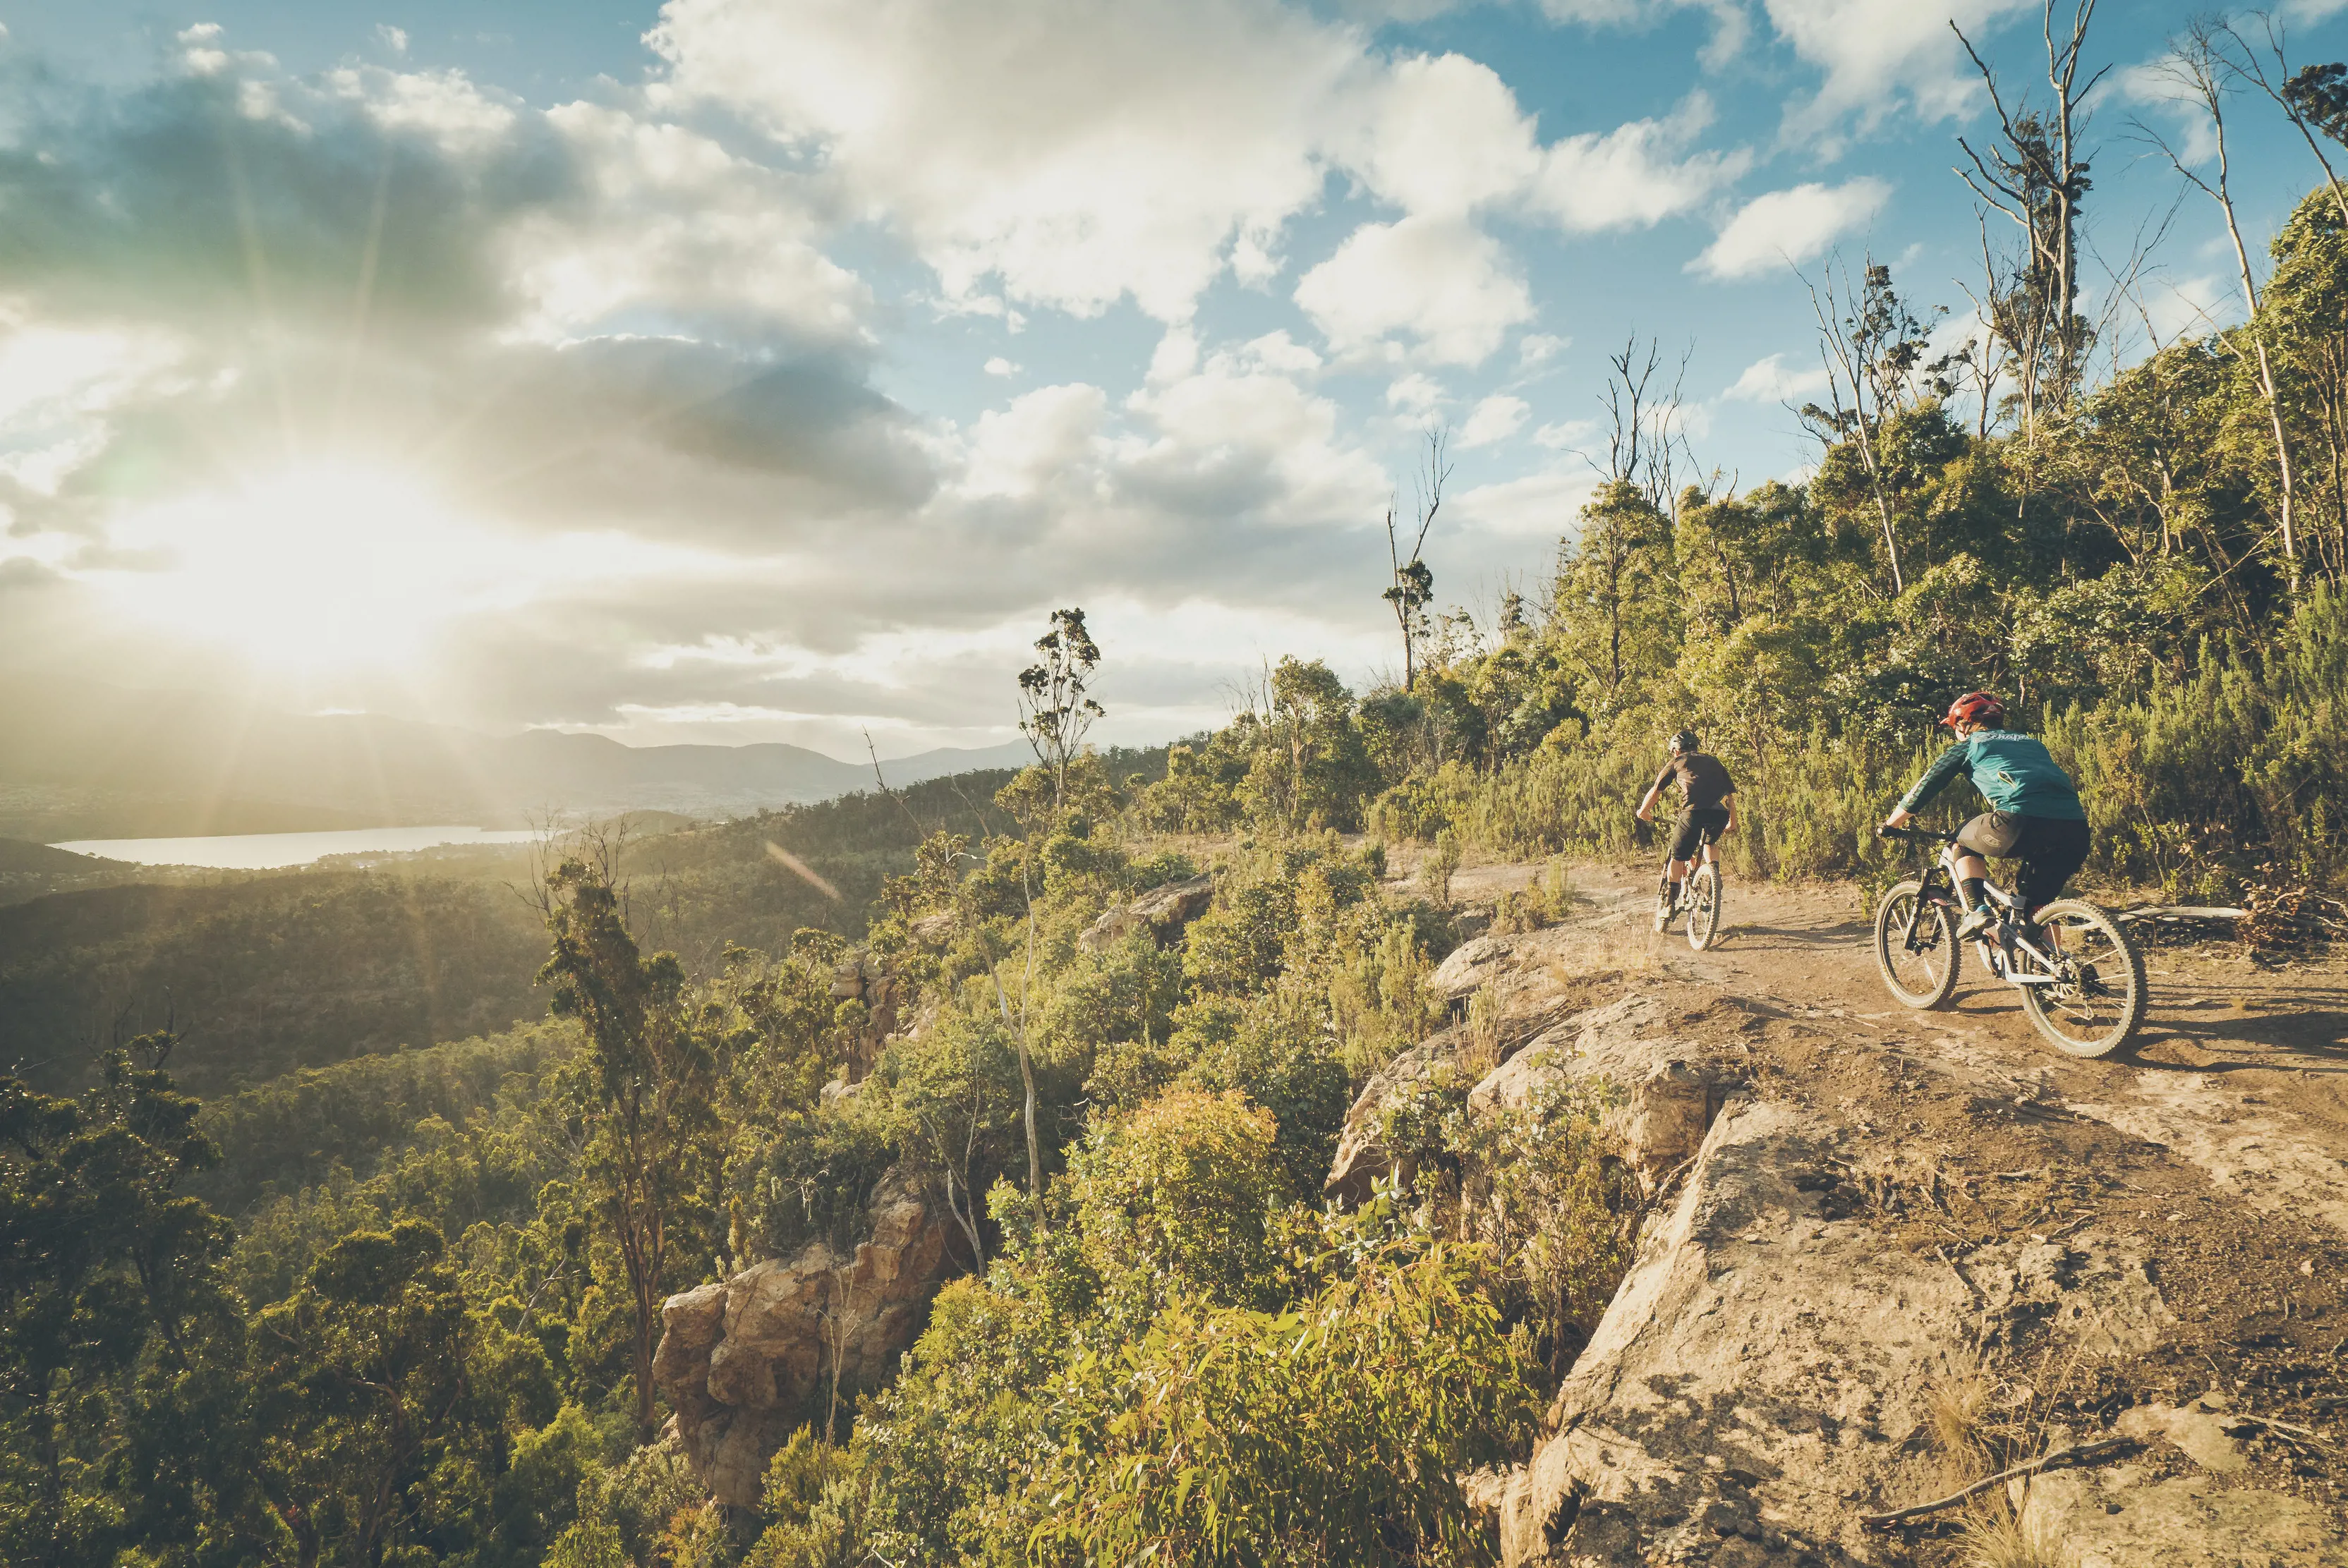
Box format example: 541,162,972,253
828,950,900,1081
1077,873,1216,953
1488,1060,2337,1567
653,1168,952,1506
1326,991,1727,1205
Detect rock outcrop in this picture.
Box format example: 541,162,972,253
1468,995,1724,1193
1491,1093,2332,1566
1499,1100,1983,1567
1077,874,1216,954
1326,992,1728,1205
653,1167,952,1507
828,951,900,1081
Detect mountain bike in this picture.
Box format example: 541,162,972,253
1650,819,1725,952
1872,825,2147,1057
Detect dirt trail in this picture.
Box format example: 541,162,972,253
1427,855,2348,1548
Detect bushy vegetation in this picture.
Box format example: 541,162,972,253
9,82,2348,1568
1137,200,2348,904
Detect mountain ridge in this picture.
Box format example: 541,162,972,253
0,676,1044,838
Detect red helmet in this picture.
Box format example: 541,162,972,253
1942,691,2005,729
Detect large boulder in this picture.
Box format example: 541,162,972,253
1326,993,1728,1205
1498,1100,1976,1567
828,951,900,1081
1077,874,1216,954
1492,1099,2279,1567
653,1167,952,1506
1468,994,1726,1191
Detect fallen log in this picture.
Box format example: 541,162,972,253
1860,1438,2136,1528
2111,905,2245,924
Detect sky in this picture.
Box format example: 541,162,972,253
1,0,2342,761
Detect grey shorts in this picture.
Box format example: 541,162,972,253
1955,812,2090,908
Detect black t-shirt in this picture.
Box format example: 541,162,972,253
1654,751,1736,813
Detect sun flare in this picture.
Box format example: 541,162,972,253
102,462,520,674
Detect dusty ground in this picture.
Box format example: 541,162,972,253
1434,853,2348,1552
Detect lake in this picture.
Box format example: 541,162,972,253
54,825,542,870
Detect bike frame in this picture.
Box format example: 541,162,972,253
1659,822,1723,902
1896,831,2062,985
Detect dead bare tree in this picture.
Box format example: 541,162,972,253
1952,0,2108,439
2138,19,2301,588
1590,334,1695,518
1382,428,1450,691
2219,13,2348,228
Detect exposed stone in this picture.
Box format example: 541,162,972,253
909,911,959,945
653,1166,952,1507
1323,1027,1460,1204
1326,992,1731,1205
2023,1462,2347,1566
1430,934,1508,999
2114,1398,2249,1473
1077,874,1217,954
1499,1100,1978,1567
1467,994,1725,1191
828,951,899,1081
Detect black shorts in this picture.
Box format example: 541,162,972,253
1955,812,2090,908
1669,808,1730,861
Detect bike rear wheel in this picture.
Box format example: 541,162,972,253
2017,900,2148,1058
1875,879,1960,1009
1687,863,1722,951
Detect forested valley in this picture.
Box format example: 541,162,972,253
9,21,2348,1568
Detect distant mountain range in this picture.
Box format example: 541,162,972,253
0,679,1039,841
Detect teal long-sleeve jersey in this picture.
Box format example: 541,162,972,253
1895,729,2086,820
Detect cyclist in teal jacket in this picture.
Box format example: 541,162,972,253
1880,691,2090,941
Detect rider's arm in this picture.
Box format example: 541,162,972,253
1723,792,1738,834
1634,779,1664,822
1889,740,1972,822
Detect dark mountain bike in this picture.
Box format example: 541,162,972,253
1872,825,2147,1057
1650,819,1725,952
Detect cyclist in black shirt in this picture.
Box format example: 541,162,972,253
1635,729,1738,925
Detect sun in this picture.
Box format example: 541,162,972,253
103,461,518,674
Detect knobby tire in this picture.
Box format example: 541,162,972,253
2017,899,2148,1058
1875,879,1960,1009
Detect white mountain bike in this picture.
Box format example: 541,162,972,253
1872,825,2146,1057
1650,818,1725,952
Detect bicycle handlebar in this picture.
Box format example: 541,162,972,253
1877,825,1960,844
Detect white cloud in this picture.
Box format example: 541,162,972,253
509,102,868,342
375,23,409,54
984,357,1019,376
1295,215,1534,365
1533,418,1598,451
1518,333,1570,369
958,384,1108,499
1722,351,1829,403
648,0,1362,322
1345,51,1541,219
1386,372,1446,413
1690,177,1892,281
1762,0,2033,137
326,63,516,153
647,0,1748,327
1237,331,1323,375
1458,394,1530,448
1528,92,1751,233
1452,466,1597,537
2112,59,2220,165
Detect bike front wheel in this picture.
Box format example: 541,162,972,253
1875,879,1960,1009
2017,900,2148,1058
1687,863,1723,951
